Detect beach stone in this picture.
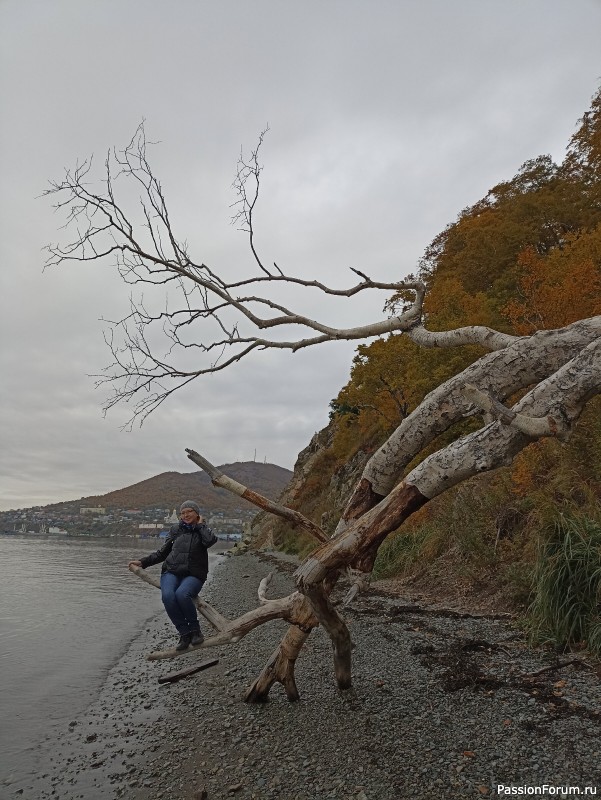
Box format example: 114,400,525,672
17,550,601,800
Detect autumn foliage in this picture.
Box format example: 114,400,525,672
280,87,601,608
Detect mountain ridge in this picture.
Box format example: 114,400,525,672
38,462,293,515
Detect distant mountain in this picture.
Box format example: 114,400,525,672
48,462,292,515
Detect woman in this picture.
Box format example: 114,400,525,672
129,501,217,651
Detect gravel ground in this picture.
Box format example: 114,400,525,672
18,551,601,800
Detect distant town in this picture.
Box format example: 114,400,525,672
0,502,255,541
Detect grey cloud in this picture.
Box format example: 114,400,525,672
1,0,600,508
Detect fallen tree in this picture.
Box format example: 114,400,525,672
47,126,601,701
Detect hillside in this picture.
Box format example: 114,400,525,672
47,462,292,514
252,88,601,634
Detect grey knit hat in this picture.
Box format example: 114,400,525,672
180,500,201,516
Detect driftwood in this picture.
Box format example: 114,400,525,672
185,452,328,543
129,321,601,697
131,528,318,702
45,126,601,702
143,590,317,663
130,320,600,694
158,657,219,684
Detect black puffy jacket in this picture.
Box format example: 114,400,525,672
139,522,218,581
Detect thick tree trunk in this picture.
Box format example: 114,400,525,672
130,326,599,698
244,623,312,702
336,318,601,530
299,338,601,589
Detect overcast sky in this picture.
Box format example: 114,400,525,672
0,0,599,511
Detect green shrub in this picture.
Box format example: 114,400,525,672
526,512,601,656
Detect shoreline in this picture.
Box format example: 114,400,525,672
7,547,229,799
19,550,601,800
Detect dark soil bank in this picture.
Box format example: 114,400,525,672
15,552,601,800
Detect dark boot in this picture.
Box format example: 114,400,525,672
175,633,192,651
190,629,204,647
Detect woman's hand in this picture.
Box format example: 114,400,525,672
128,560,142,569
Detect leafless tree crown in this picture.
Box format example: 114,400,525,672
44,125,439,424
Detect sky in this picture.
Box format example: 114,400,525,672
0,0,600,511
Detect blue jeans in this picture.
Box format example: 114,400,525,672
160,572,204,635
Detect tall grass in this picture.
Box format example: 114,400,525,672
527,512,601,656
372,527,433,579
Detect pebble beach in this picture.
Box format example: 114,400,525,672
18,550,601,800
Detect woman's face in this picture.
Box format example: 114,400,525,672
181,508,200,524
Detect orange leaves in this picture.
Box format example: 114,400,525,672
424,275,491,331
504,225,601,334
510,444,542,496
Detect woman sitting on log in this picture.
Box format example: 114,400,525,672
129,501,218,651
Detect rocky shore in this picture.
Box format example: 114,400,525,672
22,551,600,800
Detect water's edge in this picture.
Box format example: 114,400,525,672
0,538,229,796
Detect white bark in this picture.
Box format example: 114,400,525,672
258,572,274,604
147,594,302,660
296,337,601,588
406,322,517,351
358,317,601,501
409,337,600,498
461,384,570,441
186,448,328,543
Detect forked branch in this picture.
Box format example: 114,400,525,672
129,563,318,665
44,124,534,427
55,125,601,702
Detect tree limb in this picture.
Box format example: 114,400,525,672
337,317,601,524
462,383,571,441
296,337,601,588
129,563,320,664
186,448,328,543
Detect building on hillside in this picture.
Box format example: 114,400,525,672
164,509,179,524
80,507,106,515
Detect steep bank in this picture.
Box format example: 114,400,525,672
250,419,373,554
251,87,601,615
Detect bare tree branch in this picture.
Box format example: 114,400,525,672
462,383,571,440
45,124,531,427
185,449,328,543
53,126,601,700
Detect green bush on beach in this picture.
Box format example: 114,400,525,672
526,511,601,657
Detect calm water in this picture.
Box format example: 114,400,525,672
0,535,220,784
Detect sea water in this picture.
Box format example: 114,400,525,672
0,535,221,787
